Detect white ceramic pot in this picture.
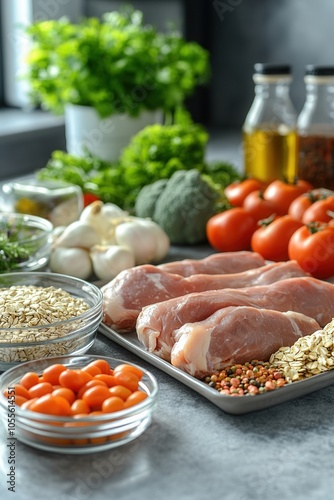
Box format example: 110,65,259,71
64,104,163,161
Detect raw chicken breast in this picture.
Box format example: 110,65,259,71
158,251,265,276
136,277,334,360
170,307,320,378
102,261,308,332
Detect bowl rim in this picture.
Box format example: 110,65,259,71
0,354,159,422
0,272,103,345
0,212,54,243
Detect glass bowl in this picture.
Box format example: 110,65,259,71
1,178,83,227
0,272,103,371
0,212,53,272
0,355,158,453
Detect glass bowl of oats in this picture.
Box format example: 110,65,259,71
0,272,103,371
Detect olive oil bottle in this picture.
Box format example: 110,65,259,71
243,128,297,183
242,64,297,183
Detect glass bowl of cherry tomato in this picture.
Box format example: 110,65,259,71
0,355,158,453
0,272,103,371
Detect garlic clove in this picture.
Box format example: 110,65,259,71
49,247,93,280
80,200,128,242
134,219,170,262
90,244,135,281
114,221,158,265
53,220,101,249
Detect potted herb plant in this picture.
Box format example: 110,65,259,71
25,8,210,161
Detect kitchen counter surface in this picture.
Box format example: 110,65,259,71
1,244,334,500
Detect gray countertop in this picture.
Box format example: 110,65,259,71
1,244,334,500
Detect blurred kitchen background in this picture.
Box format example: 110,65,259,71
1,0,334,178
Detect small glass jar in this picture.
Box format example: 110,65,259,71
242,63,297,183
297,65,334,189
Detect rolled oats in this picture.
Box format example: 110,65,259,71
270,319,334,382
0,285,90,362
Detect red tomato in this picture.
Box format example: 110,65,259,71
288,191,325,221
206,208,257,252
263,179,313,215
224,178,265,207
288,223,334,278
251,215,304,261
302,196,334,224
243,190,277,221
83,193,101,208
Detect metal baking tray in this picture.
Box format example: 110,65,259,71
99,323,334,415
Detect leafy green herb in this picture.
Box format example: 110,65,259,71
37,122,241,211
25,8,210,117
0,231,31,273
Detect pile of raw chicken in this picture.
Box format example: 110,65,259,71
101,252,334,379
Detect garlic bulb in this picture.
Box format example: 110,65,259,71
49,247,93,279
53,220,100,249
114,220,159,265
90,245,135,281
80,201,127,243
134,219,170,262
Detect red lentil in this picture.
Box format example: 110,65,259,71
202,360,288,396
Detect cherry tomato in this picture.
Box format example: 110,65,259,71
12,395,29,407
224,178,265,207
4,384,31,400
113,364,144,381
243,190,277,221
70,399,91,415
52,387,76,405
124,391,148,408
30,394,71,416
206,208,257,252
82,385,112,410
81,364,102,377
102,396,125,413
288,223,334,278
58,369,87,392
251,215,304,261
28,382,54,399
108,385,132,401
77,379,108,399
85,359,112,375
302,196,334,224
21,397,39,411
93,374,116,387
42,364,67,386
113,371,139,392
19,371,40,390
263,179,313,215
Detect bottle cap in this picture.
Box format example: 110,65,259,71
305,65,334,76
254,63,292,75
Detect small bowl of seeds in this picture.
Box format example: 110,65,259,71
0,212,53,273
0,272,103,371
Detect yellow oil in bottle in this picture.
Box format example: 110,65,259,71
243,129,297,183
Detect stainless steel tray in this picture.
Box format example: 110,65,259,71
99,323,334,415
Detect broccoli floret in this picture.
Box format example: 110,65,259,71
135,169,220,245
135,178,169,219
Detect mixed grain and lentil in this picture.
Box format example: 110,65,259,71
0,285,90,362
203,320,334,396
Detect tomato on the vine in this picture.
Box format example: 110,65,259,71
243,189,277,221
301,196,334,224
251,215,303,261
263,179,313,215
288,223,334,278
224,178,265,207
206,208,257,252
